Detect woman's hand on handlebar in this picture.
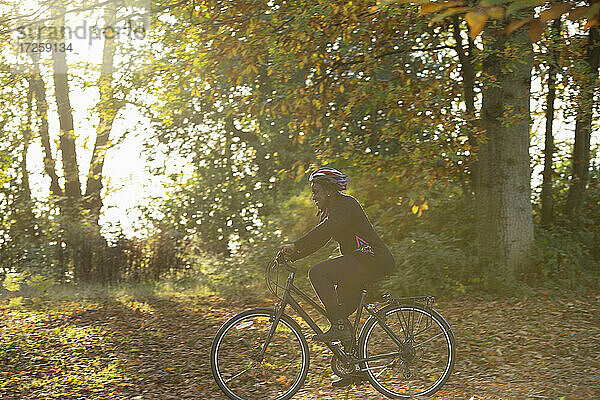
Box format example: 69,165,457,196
280,243,297,257
277,244,297,271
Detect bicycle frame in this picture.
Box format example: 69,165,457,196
259,268,409,367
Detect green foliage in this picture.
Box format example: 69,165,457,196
26,274,55,293
2,271,55,299
3,271,27,292
0,0,597,298
530,226,599,289
382,232,472,297
0,149,9,185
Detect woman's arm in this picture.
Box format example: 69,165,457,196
291,199,353,260
291,220,333,260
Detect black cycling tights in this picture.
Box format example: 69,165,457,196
309,255,386,322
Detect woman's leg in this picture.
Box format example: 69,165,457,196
309,255,382,320
337,258,386,317
308,257,346,320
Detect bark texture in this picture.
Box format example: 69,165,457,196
19,78,35,234
452,17,479,195
85,2,119,225
30,55,63,197
51,6,84,280
52,6,82,204
476,24,535,271
565,26,600,220
541,19,561,227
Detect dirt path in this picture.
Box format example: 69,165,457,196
1,293,598,399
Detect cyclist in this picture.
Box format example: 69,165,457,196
281,167,395,385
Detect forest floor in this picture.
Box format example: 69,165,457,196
0,288,598,400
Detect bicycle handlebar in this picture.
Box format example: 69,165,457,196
276,250,297,272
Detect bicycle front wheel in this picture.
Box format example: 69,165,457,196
210,308,309,400
359,303,455,398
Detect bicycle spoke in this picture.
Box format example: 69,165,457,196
211,310,309,400
361,304,455,399
413,332,444,348
225,363,254,384
373,360,396,378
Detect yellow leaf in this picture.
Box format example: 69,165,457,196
422,201,429,210
419,1,465,15
583,16,599,29
466,10,489,39
539,3,572,23
528,18,545,42
412,205,419,214
485,6,504,19
430,6,470,23
503,17,531,35
568,6,591,21
340,84,345,93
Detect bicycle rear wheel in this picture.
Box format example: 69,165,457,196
210,308,309,400
359,303,455,398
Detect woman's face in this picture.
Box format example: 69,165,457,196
311,182,329,209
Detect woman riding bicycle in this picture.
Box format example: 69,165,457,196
281,167,396,345
212,172,454,395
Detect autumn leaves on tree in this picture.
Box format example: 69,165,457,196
0,0,598,285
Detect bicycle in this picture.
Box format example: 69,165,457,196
210,251,456,400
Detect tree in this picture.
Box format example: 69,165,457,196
51,5,82,211
565,25,600,220
475,19,535,270
142,0,470,256
85,1,119,226
541,18,561,226
0,0,140,281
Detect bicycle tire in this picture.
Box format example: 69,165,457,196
358,303,455,398
210,308,310,400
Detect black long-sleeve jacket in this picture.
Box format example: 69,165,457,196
292,194,395,274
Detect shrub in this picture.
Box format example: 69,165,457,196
382,232,472,297
530,226,599,289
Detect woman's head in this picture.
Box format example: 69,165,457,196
308,167,347,209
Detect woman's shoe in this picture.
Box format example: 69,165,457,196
331,372,368,387
313,319,352,342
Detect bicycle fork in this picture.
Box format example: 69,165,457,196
256,271,296,363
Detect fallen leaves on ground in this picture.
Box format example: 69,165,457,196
0,292,598,399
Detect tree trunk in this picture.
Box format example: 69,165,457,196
541,19,561,227
51,6,84,280
452,17,479,196
19,78,35,235
565,26,600,220
30,53,67,281
85,2,119,226
476,23,535,271
30,54,62,197
52,6,82,206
